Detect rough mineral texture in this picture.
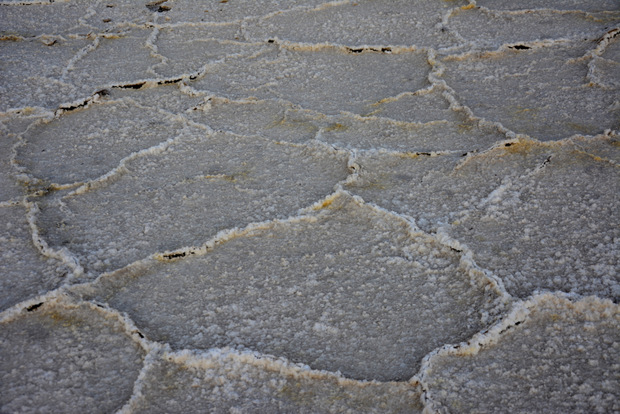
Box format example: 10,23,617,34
1,0,618,412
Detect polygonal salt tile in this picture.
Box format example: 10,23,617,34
0,124,23,201
447,7,618,51
37,131,349,274
317,112,505,153
78,0,157,32
187,97,321,144
475,0,620,12
422,294,620,413
568,133,620,165
345,145,546,233
129,350,423,413
244,0,461,49
348,140,620,300
0,204,68,311
366,88,455,124
440,40,620,139
152,24,247,77
83,193,507,381
191,44,430,116
448,141,620,300
105,82,205,114
0,2,93,37
0,297,145,413
0,37,89,112
589,29,620,89
188,95,504,153
0,1,155,37
160,0,329,24
16,98,186,186
64,28,161,95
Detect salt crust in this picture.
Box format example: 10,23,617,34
1,0,618,412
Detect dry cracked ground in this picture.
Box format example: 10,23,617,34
0,1,619,413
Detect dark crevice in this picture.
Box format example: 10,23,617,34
163,251,186,260
146,0,170,12
540,155,552,168
26,302,44,312
114,82,146,90
56,98,91,114
157,78,182,85
346,46,392,54
450,247,463,253
508,45,531,50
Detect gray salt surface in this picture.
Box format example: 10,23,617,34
82,194,507,381
129,350,423,413
422,294,620,413
1,0,619,412
0,298,145,414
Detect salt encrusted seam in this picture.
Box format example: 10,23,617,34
24,198,85,278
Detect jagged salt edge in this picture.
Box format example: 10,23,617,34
65,117,198,198
0,286,155,355
426,49,522,145
0,288,157,413
60,35,100,81
116,343,422,414
240,0,352,42
24,198,84,278
349,191,513,315
585,27,620,89
417,292,619,413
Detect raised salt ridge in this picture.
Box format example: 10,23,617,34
0,0,618,412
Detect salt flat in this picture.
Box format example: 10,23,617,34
1,1,619,412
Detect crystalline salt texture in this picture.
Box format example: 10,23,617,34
423,294,620,413
192,45,430,116
0,2,92,37
568,133,620,165
64,28,160,95
16,99,186,185
317,111,505,153
345,149,542,233
130,350,423,413
447,7,619,51
0,205,66,311
475,0,620,13
0,121,24,201
160,0,330,24
187,97,321,144
0,0,154,37
348,141,619,300
366,88,456,124
0,299,145,413
37,130,349,274
440,40,620,139
448,141,620,300
86,194,507,381
106,82,205,114
589,30,620,89
244,0,462,48
151,24,247,77
0,37,88,112
187,93,506,152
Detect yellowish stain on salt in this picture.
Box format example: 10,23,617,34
314,197,334,210
324,123,348,132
